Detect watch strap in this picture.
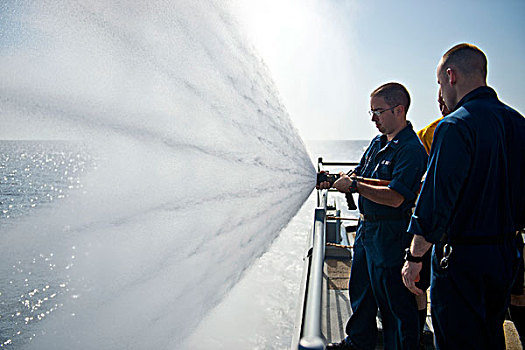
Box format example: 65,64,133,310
404,247,423,263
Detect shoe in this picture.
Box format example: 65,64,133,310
326,339,356,350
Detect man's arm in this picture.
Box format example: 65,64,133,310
402,235,433,295
354,181,404,208
332,138,426,208
352,143,426,208
411,234,433,256
333,175,404,208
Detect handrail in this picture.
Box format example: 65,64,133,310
317,157,359,171
298,206,327,350
319,161,360,167
295,158,359,349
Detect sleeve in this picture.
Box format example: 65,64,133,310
417,128,431,154
387,145,427,203
408,119,472,243
417,117,444,155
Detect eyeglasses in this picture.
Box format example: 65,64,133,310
368,105,399,117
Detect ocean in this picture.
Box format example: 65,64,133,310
0,141,96,348
0,141,94,227
0,139,367,349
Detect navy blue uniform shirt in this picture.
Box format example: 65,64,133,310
408,86,525,243
354,121,428,217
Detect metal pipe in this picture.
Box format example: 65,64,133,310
298,207,327,350
319,161,359,166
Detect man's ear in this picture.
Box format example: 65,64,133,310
394,104,405,118
446,67,457,85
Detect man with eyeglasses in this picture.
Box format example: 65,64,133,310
321,82,427,349
402,43,525,349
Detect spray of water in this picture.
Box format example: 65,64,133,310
0,0,315,348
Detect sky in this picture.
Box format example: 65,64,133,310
233,0,525,141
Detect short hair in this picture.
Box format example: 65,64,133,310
441,43,487,80
371,82,411,112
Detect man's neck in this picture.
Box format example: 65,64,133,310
386,121,408,142
454,82,487,109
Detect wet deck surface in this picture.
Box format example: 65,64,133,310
322,259,352,344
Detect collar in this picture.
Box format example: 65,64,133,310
378,121,414,150
453,86,498,112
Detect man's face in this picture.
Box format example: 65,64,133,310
370,95,397,135
438,88,450,116
437,62,456,111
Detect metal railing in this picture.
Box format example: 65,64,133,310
298,207,327,349
295,159,359,349
298,205,327,349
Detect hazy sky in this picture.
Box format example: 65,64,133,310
234,0,525,141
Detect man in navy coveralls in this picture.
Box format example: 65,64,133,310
322,82,428,350
402,43,525,349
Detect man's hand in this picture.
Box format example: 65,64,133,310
316,171,333,190
333,172,357,193
402,261,424,295
317,180,332,189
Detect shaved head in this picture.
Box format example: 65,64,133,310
440,43,487,81
437,43,488,110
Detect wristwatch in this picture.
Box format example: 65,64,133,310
404,248,423,263
348,178,358,193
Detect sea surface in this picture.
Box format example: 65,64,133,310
0,141,95,227
0,139,367,349
0,141,96,348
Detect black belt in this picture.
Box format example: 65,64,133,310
359,211,411,222
449,233,517,246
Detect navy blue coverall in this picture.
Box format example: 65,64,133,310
408,87,525,349
345,122,428,350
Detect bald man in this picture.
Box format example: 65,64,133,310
401,43,525,349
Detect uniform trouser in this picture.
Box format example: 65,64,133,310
345,232,419,350
430,242,519,350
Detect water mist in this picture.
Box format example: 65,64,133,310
0,0,315,348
